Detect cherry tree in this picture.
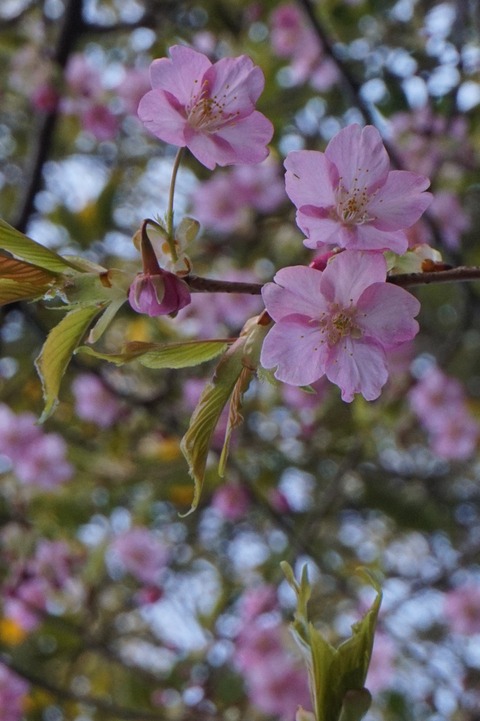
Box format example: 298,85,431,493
0,1,479,721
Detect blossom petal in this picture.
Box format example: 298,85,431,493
260,316,328,386
319,250,387,305
325,124,390,193
356,283,420,348
204,55,265,115
285,150,336,208
149,46,211,104
368,170,433,230
214,112,274,165
296,208,340,248
262,266,329,321
353,224,408,254
138,90,187,146
326,337,388,402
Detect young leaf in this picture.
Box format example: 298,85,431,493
0,218,84,273
76,339,230,368
36,304,103,422
180,335,247,515
180,315,272,513
0,254,58,305
281,562,382,721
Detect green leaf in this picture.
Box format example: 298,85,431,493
87,297,127,344
35,305,103,422
180,315,272,514
180,335,247,515
281,562,382,721
0,254,58,305
76,339,230,368
0,218,84,273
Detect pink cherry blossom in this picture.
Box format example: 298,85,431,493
128,270,191,316
284,124,432,253
261,251,420,402
137,45,274,169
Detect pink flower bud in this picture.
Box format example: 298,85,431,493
128,270,191,316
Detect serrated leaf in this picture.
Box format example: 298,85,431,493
76,339,229,368
35,305,103,422
0,219,85,273
180,336,247,515
282,562,381,721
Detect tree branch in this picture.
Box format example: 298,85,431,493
13,0,85,232
185,266,480,296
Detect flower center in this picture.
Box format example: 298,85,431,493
319,303,362,346
187,81,239,133
335,174,375,226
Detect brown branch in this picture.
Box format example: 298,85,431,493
387,266,480,288
184,266,480,296
186,275,264,295
13,0,85,232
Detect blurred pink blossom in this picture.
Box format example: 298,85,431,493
390,107,470,177
409,366,479,460
270,3,338,91
176,268,263,338
0,663,29,721
81,103,119,141
429,191,470,250
444,584,480,635
191,158,286,233
238,584,278,622
211,483,251,521
234,620,311,719
0,404,73,489
115,67,151,115
62,53,118,140
72,373,123,428
14,434,73,489
109,527,169,586
4,577,50,632
365,632,396,693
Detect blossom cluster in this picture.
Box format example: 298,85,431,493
133,45,433,404
409,365,479,460
2,537,79,633
0,405,73,489
261,124,432,401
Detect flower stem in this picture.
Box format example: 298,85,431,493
165,148,185,262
